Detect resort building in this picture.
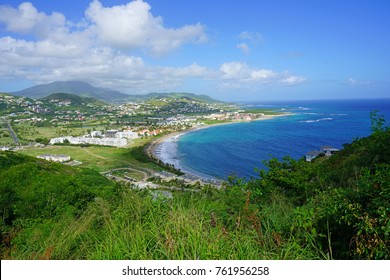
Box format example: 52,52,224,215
116,130,139,139
90,130,102,137
49,136,127,147
105,130,120,138
37,154,71,163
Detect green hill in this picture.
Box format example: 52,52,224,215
10,81,224,104
126,92,224,104
42,92,107,106
12,81,129,103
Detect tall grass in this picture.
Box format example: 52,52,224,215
7,187,325,260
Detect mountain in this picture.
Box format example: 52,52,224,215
11,81,224,104
12,81,129,103
42,92,106,106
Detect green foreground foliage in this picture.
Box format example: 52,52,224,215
1,114,389,259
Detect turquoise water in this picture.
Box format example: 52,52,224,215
161,99,390,179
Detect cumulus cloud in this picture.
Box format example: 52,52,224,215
281,75,307,85
0,1,210,93
0,1,306,95
219,62,303,87
85,0,206,55
0,2,67,38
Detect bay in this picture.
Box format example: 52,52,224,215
161,98,390,179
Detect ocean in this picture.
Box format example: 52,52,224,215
157,98,390,180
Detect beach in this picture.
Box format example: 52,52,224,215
145,114,288,180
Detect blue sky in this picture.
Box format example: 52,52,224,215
0,0,389,101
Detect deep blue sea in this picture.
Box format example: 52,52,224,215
158,99,390,180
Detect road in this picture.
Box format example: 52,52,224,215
100,167,149,182
6,122,20,145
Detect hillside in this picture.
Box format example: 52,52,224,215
10,81,224,104
12,81,129,103
42,92,107,106
127,92,224,104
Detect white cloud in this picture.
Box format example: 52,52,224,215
238,31,262,43
237,43,250,54
85,0,206,55
220,62,249,79
0,2,307,96
236,31,262,55
347,78,371,86
250,69,277,80
0,2,67,38
219,62,300,86
281,75,307,85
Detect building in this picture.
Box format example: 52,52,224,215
91,130,102,137
116,130,139,139
105,130,119,138
37,154,71,163
321,146,339,156
49,136,73,144
50,136,127,147
305,150,320,162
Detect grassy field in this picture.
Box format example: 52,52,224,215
17,144,161,174
0,127,14,146
13,123,112,142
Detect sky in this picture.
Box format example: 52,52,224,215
0,0,389,101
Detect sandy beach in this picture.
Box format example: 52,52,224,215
145,113,290,178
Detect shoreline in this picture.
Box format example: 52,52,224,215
145,113,291,180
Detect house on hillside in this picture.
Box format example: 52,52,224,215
305,150,321,162
321,146,339,156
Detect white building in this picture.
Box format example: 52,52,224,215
91,130,102,137
49,136,73,145
116,130,139,139
105,130,119,138
37,154,71,163
50,136,127,147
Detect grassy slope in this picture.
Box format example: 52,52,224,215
0,151,323,260
17,143,161,173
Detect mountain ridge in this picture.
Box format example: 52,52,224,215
12,81,129,103
10,81,223,104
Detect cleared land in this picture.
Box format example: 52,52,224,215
18,145,160,177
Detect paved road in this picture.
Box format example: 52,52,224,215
6,122,20,145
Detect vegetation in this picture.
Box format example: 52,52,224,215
1,113,389,260
42,92,107,106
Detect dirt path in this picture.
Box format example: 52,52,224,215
81,147,107,159
100,167,149,181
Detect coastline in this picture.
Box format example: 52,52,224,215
145,113,291,180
